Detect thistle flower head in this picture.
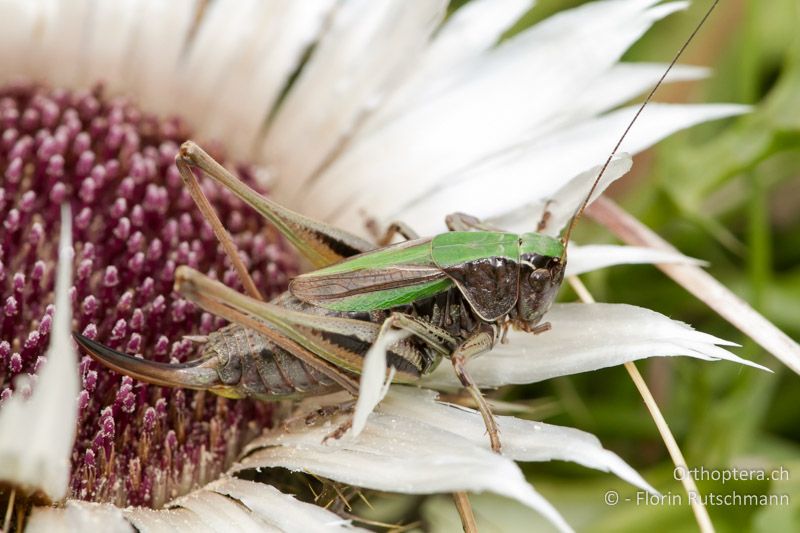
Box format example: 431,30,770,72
0,82,298,508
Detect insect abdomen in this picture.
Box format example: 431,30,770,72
203,324,340,399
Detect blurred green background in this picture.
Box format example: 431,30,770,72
364,1,800,531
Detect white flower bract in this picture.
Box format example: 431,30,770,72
566,244,705,277
236,394,573,533
351,329,403,437
0,207,78,501
27,477,369,533
423,303,768,389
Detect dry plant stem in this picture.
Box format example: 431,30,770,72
452,491,479,533
343,513,421,532
3,488,15,532
568,276,714,533
588,197,800,375
625,360,714,533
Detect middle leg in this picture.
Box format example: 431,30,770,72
445,212,501,232
376,221,420,246
450,327,501,453
373,314,501,452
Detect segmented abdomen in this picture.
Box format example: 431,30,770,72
203,324,340,400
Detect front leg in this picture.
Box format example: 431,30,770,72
536,199,556,232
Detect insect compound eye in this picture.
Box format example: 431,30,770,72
528,268,551,291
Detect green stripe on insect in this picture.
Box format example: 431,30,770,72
322,278,454,311
520,232,564,258
431,232,519,268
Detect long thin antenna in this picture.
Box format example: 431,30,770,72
560,0,720,252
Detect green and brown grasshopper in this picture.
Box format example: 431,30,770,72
75,141,568,451
74,1,717,453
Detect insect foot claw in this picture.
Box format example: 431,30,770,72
304,405,336,426
500,323,511,344
177,140,201,161
516,321,552,335
296,401,357,444
532,322,551,335
322,419,353,444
